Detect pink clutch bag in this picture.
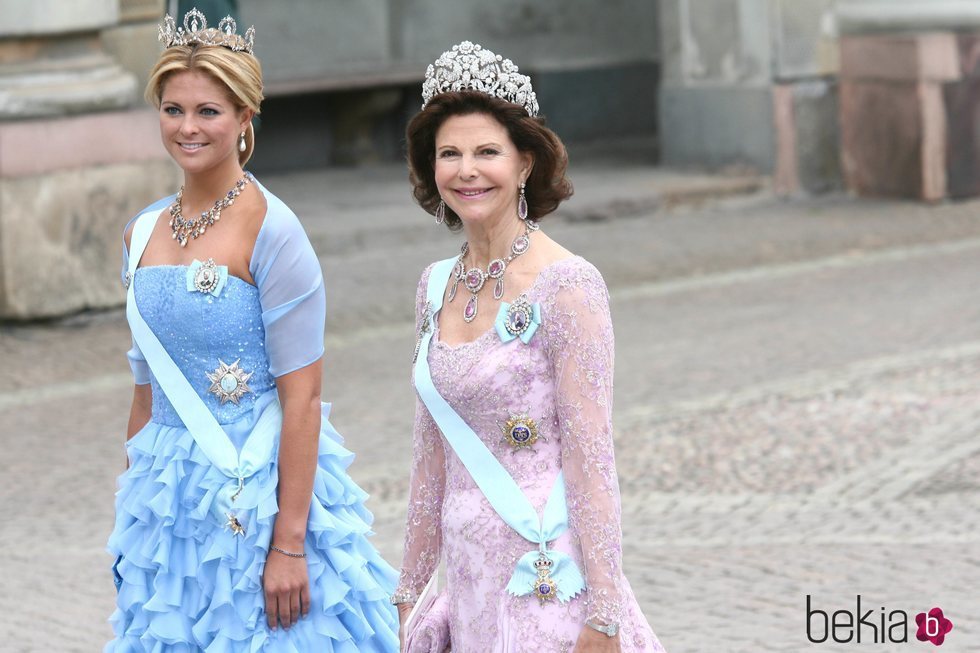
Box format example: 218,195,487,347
403,575,451,652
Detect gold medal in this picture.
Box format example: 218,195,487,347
503,414,539,450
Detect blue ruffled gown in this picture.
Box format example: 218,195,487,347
106,184,399,652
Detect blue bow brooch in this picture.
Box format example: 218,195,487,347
186,258,228,297
495,295,541,344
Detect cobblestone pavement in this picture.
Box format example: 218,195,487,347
1,181,979,652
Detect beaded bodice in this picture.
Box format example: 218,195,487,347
133,265,275,427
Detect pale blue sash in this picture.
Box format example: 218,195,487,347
413,258,585,602
125,209,283,530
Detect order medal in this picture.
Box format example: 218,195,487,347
503,414,539,450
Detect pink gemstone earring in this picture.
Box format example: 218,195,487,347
517,182,528,221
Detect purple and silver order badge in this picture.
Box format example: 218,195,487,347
532,553,558,604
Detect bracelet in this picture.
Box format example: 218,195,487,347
585,621,619,637
269,545,306,558
390,589,417,605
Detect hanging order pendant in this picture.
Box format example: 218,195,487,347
531,553,558,604
225,512,246,536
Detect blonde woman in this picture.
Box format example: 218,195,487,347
105,11,398,651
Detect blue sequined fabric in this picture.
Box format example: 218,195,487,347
133,266,274,427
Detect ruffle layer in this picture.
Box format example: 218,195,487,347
105,403,399,652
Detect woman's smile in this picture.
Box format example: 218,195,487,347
453,187,494,200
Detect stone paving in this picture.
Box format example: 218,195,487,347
1,174,980,651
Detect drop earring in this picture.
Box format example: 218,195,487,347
517,181,528,221
238,130,246,152
435,199,446,224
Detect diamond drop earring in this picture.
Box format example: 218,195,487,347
517,182,528,221
238,130,246,152
435,199,446,224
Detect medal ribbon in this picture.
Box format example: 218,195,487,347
413,258,586,602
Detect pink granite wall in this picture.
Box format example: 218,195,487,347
837,32,980,201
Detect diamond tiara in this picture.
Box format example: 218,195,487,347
422,41,538,117
158,8,255,55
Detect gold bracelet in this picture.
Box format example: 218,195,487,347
269,544,306,558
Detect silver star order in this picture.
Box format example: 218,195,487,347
206,358,253,404
225,512,246,536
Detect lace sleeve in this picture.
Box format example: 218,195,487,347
397,264,447,598
545,261,625,625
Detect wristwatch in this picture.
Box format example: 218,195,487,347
585,621,619,637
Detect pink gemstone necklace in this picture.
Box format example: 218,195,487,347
450,221,538,323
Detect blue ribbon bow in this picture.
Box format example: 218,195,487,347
505,548,586,603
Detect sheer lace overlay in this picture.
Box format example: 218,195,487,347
398,257,663,652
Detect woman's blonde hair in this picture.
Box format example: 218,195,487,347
146,38,264,166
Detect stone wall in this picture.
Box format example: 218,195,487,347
0,110,179,319
245,0,658,86
660,0,980,200
659,0,841,194
0,0,179,319
239,0,660,170
836,1,980,200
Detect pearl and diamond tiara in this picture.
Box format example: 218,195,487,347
158,8,255,55
422,41,538,117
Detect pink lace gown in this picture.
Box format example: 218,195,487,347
398,256,664,652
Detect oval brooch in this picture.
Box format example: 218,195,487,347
186,258,228,297
494,295,541,344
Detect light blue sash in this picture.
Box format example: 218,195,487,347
125,208,284,532
413,258,585,602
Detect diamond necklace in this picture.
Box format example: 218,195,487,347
450,221,539,323
169,172,252,247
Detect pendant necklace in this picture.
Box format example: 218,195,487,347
450,221,538,323
170,172,252,247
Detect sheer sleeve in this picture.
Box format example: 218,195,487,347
249,189,326,378
122,215,150,385
396,264,447,598
545,261,625,625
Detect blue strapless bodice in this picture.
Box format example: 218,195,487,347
133,266,275,427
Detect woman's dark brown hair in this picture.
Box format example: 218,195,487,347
406,91,573,231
